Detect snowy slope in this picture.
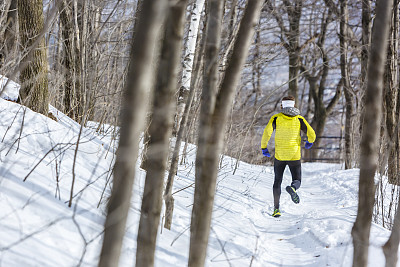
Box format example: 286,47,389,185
0,98,397,267
0,76,20,101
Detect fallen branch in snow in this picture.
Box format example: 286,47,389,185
23,143,60,182
172,182,195,196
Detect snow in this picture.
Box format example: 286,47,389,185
0,97,398,266
0,75,20,101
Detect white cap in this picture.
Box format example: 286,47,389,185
282,100,295,108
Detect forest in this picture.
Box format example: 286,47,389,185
0,0,400,266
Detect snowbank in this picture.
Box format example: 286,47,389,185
0,75,20,101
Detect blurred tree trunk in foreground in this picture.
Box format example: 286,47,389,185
382,2,400,264
351,0,392,266
383,0,399,185
135,1,187,266
189,1,224,264
97,0,167,266
189,0,264,266
164,16,205,230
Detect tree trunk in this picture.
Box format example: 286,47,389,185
140,125,150,171
286,0,302,103
136,0,150,172
267,0,303,103
361,0,371,86
304,65,342,161
75,0,88,124
382,2,400,264
384,0,399,185
310,89,328,160
189,0,263,266
189,0,224,262
383,187,400,267
343,86,354,169
351,0,393,266
18,0,49,116
164,15,205,230
3,0,18,61
85,1,101,122
359,0,371,137
301,9,341,161
97,0,167,266
60,0,82,122
175,0,205,134
339,0,354,169
220,0,240,69
288,52,300,103
135,1,187,267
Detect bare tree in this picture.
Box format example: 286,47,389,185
83,0,101,122
323,0,370,167
2,0,18,64
351,0,393,265
339,0,354,169
18,0,50,116
59,0,82,122
189,0,264,266
97,0,168,266
359,0,371,137
300,7,342,160
323,0,361,47
383,0,399,185
266,0,303,103
135,1,187,266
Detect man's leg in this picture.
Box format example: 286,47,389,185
288,160,301,190
286,160,301,204
273,158,286,209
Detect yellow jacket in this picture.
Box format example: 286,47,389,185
261,113,316,161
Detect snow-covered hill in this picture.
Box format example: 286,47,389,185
0,98,396,266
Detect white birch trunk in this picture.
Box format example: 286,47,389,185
181,0,205,93
175,0,205,128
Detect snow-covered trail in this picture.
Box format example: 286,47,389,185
200,161,389,267
245,164,353,266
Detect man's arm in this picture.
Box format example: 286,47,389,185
261,115,277,149
298,117,316,143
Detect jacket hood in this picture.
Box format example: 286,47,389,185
282,107,300,117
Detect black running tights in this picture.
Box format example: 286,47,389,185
273,158,301,209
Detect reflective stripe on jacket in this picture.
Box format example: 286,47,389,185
261,113,316,161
